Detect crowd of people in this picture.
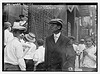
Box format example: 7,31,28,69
3,15,97,72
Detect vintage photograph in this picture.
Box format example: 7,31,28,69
2,3,98,72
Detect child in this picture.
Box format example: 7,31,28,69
22,32,36,71
68,36,79,69
4,22,14,46
19,15,28,28
82,36,96,71
33,39,45,71
78,39,86,67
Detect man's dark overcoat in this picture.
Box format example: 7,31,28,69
45,34,76,71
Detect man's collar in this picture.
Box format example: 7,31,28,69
54,32,61,38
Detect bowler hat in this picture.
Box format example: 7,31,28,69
25,32,35,42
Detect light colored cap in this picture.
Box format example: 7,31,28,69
12,25,26,30
25,32,35,42
49,18,63,25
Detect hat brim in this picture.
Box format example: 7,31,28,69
49,19,63,25
68,36,75,40
19,15,25,17
49,21,62,25
12,26,26,31
25,34,35,42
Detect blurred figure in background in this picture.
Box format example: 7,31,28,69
33,39,45,71
78,39,86,67
19,14,28,29
22,32,36,71
68,36,78,52
68,36,79,69
4,22,14,47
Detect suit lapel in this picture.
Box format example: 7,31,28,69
50,34,55,45
56,34,63,45
49,34,63,46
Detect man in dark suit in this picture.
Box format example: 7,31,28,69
45,19,76,71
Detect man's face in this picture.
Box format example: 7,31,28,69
49,24,60,33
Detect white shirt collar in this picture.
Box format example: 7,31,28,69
38,46,44,49
54,32,61,38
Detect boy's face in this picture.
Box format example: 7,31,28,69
16,30,24,37
20,33,24,39
13,31,21,37
85,38,93,47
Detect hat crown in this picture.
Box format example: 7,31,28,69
28,32,35,38
13,22,20,27
25,32,35,42
80,39,84,41
12,21,26,29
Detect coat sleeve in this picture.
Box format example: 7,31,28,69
62,44,76,72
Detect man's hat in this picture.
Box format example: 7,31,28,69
19,14,25,18
49,18,63,26
68,36,75,40
25,32,35,42
4,22,12,28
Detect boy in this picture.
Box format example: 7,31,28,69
33,39,45,71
